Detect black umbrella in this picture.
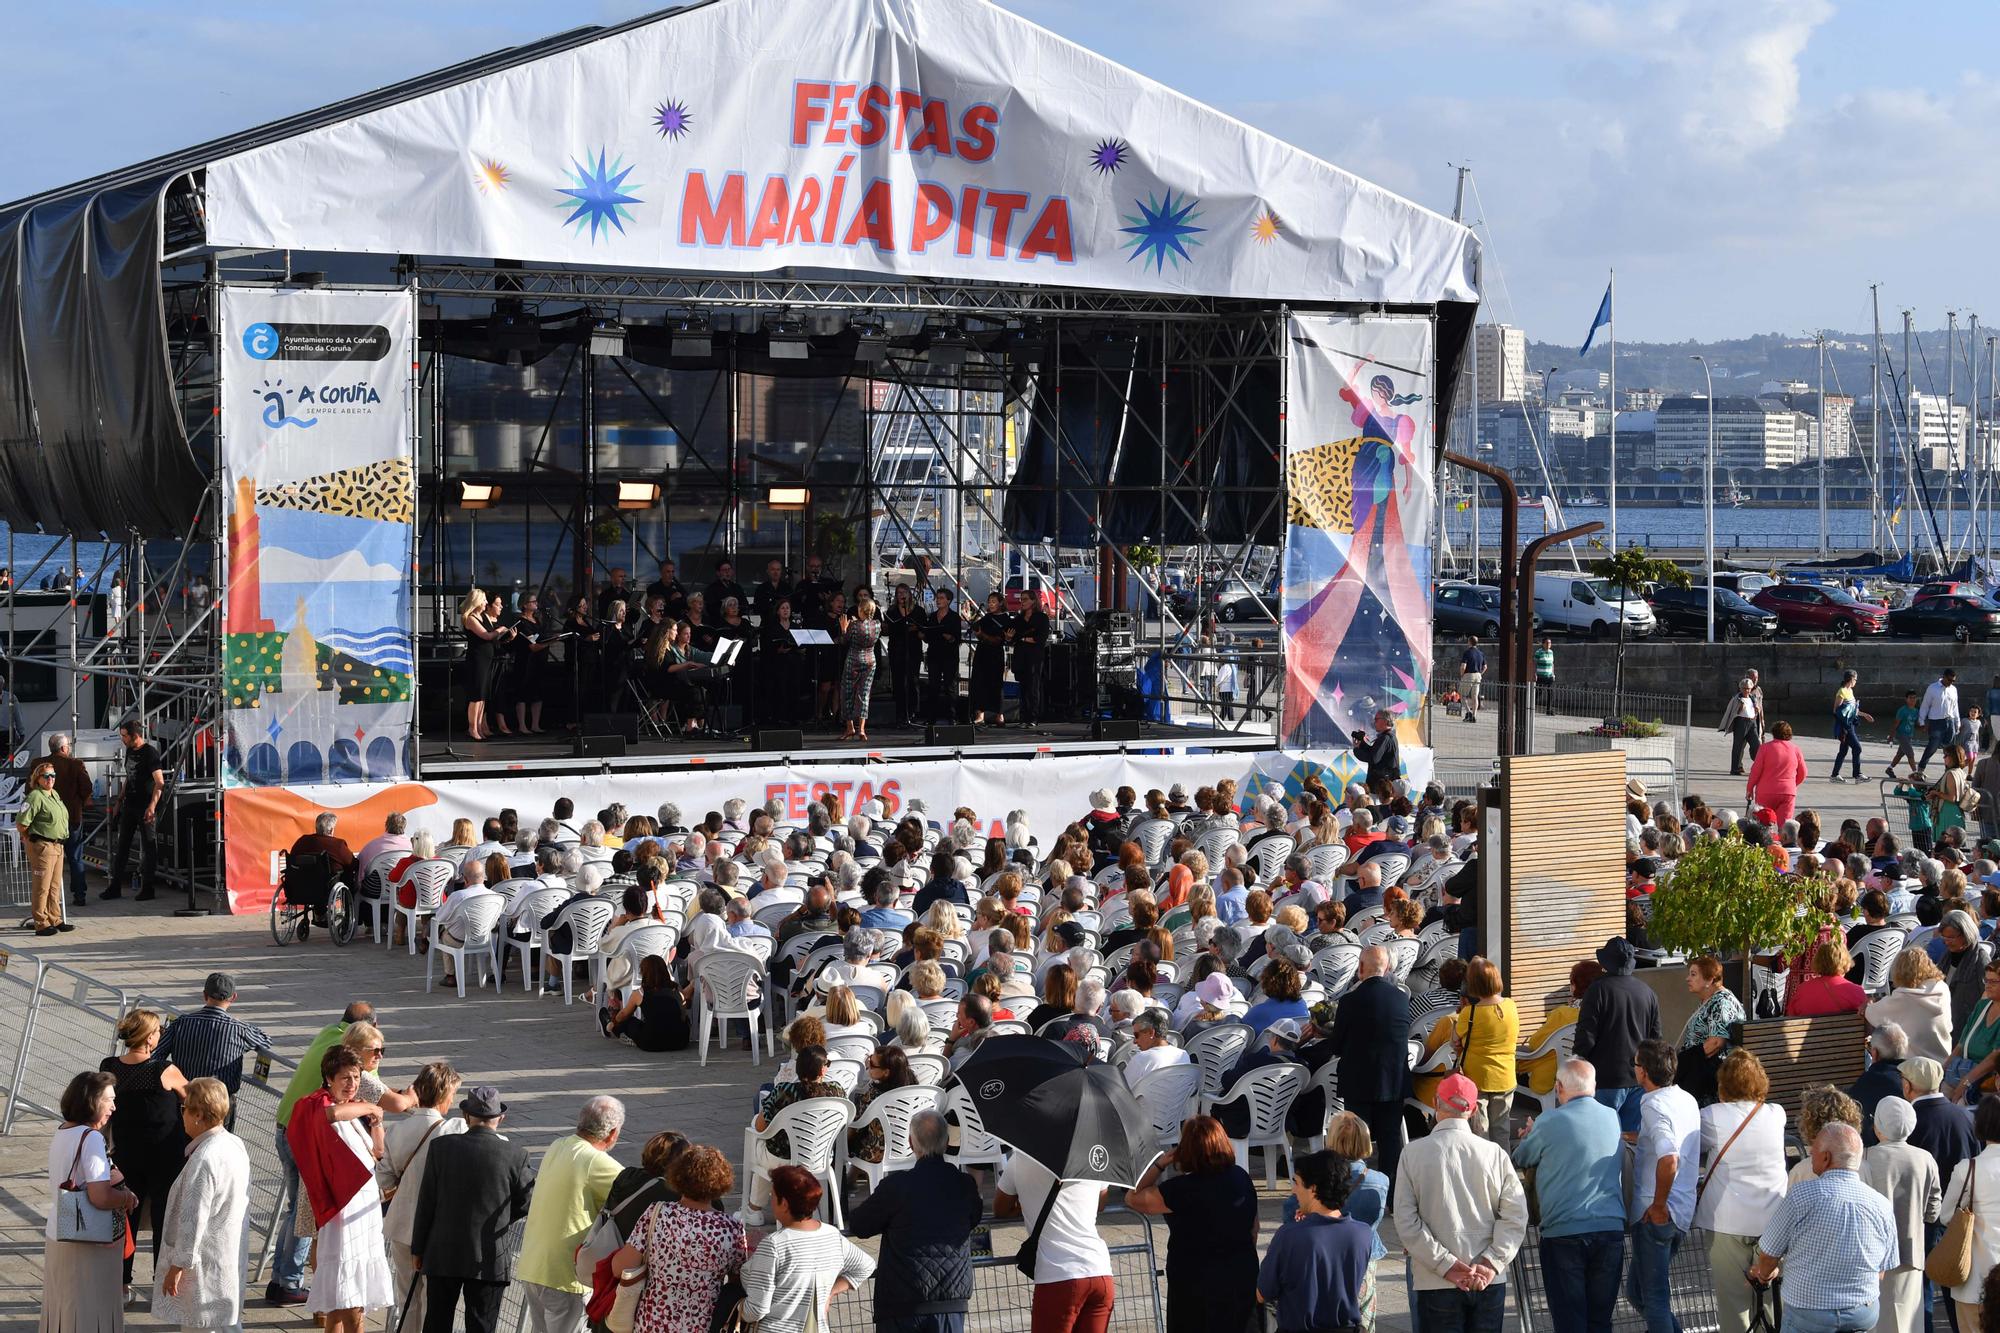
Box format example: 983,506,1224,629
957,1034,1159,1186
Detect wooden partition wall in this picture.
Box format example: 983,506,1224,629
1497,750,1630,1035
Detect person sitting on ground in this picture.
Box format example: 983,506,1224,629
598,955,690,1052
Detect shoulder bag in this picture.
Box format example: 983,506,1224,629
1927,1157,1979,1287
379,1117,445,1207
54,1131,122,1244
1695,1099,1765,1210
575,1178,659,1285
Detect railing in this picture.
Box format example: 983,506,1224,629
1508,1223,1726,1333
1424,678,1693,807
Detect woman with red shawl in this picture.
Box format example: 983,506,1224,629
286,1045,394,1331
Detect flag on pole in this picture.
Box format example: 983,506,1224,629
1579,283,1612,357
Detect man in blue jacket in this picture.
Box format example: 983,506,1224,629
1514,1058,1627,1333
845,1109,982,1333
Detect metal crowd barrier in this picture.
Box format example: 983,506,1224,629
1508,1224,1723,1333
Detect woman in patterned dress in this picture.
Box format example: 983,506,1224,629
838,588,881,743
610,1144,749,1333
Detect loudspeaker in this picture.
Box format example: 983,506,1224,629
583,712,640,743
708,704,744,734
927,724,977,748
1092,719,1143,742
573,734,628,758
754,728,805,752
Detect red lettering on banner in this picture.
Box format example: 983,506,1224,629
854,86,893,147
954,187,981,257
910,184,953,253
825,84,857,143
681,172,748,247
1019,198,1074,263
909,100,954,155
956,105,999,163
746,176,792,247
879,779,902,815
791,82,832,145
982,191,1029,259
787,786,809,820
786,177,823,245
841,179,897,251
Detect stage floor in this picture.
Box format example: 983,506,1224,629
417,715,1272,776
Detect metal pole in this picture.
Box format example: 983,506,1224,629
1904,310,1917,564
1948,312,1958,558
1817,334,1828,558
66,535,79,744
1691,355,1715,643
1443,450,1517,755
1871,286,1884,554
1608,268,1617,549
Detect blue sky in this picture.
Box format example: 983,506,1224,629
6,0,1996,342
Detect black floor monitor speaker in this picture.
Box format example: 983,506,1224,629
574,734,628,758
754,728,805,752
927,724,977,748
583,712,640,743
1092,719,1143,742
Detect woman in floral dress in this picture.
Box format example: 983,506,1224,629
610,1144,749,1333
838,588,881,742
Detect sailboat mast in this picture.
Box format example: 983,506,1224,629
1948,312,1957,559
1608,269,1617,549
1871,286,1884,554
1452,165,1478,579
1817,333,1828,558
1904,309,1916,564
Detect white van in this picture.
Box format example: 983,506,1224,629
1532,573,1657,639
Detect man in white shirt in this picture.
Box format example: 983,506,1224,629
995,1152,1113,1329
466,817,509,867
1628,1038,1700,1333
1121,1011,1190,1087
1918,668,1961,775
433,861,502,987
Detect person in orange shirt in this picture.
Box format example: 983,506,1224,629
1343,808,1386,859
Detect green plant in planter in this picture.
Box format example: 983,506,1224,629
1646,831,1833,1005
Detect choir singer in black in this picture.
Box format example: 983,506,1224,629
883,584,925,728
1013,596,1051,727
971,591,1011,725
923,588,964,724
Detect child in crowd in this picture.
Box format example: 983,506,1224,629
1888,689,1921,779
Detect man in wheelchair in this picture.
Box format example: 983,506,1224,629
284,813,357,912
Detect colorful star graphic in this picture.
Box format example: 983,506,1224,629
1250,207,1282,244
473,157,511,194
1119,190,1205,272
1088,138,1129,175
556,149,643,241
653,100,693,140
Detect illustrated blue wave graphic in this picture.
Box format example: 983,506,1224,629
261,391,317,430
321,628,413,672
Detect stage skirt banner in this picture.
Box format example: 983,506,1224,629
1280,312,1435,752
219,746,1432,912
200,0,1476,308
219,285,417,788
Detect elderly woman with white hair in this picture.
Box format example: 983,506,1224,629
1867,948,1956,1066
536,861,610,994
1861,1095,1939,1333
576,820,612,865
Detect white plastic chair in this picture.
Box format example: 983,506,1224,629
359,849,403,943
542,899,616,1005
497,886,569,991
1195,826,1239,865
1370,853,1410,886
1304,843,1348,882
1385,937,1420,987
918,998,960,1031
392,860,454,954
742,1095,854,1225
943,1084,1008,1172
1187,1023,1254,1112
1131,1061,1203,1153
827,1033,879,1064
697,951,770,1066
1311,944,1361,998
437,843,473,870
906,1052,948,1085
1131,818,1176,866
1857,929,1908,995
1300,1060,1345,1151
598,922,677,1000
425,895,505,997
1248,835,1296,887
1212,1062,1307,1187
988,1019,1030,1037
823,1060,864,1094
849,1084,943,1196
1513,1022,1578,1115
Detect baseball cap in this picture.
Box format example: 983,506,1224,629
1051,921,1086,949
1386,815,1413,839
1631,857,1659,880
203,972,237,1001
1436,1072,1480,1116
1266,1018,1302,1047
1902,1056,1943,1094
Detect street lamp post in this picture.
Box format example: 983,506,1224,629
1690,355,1716,643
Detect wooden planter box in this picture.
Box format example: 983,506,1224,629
1553,731,1677,766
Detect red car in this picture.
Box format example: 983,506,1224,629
1912,581,1983,605
1750,584,1890,639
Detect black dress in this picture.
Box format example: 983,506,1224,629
971,612,1010,715
461,615,496,700
613,985,691,1052
759,619,803,725
924,610,963,722
98,1055,185,1282
1156,1166,1260,1333
884,600,925,724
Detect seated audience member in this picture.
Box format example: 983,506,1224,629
288,812,358,883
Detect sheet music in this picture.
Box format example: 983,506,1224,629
791,628,834,645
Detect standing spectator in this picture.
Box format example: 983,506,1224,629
1418,956,1517,1144
1849,1025,1910,1145
153,973,271,1125
98,1009,188,1297
99,717,164,902
1350,710,1401,790
1696,1050,1788,1333
1534,636,1557,713
287,1046,395,1332
609,1146,749,1333
1627,1040,1699,1333
1323,945,1412,1185
1458,637,1487,723
1126,1115,1260,1333
1258,1149,1375,1333
1745,721,1807,824
1572,937,1662,1133
1940,913,1995,1041
152,1077,250,1333
1749,1123,1898,1332
519,1096,626,1333
380,1061,465,1331
268,1001,372,1306
995,1149,1113,1333
1941,1099,2000,1331
1830,670,1874,784
37,733,92,908
1920,669,1962,776
1862,1097,1941,1333
740,1165,876,1333
1866,949,1955,1067
846,1109,981,1333
42,1070,138,1333
1718,678,1763,776
1675,955,1745,1104
1392,1072,1529,1330
16,760,70,935
412,1086,539,1333
1512,1059,1626,1333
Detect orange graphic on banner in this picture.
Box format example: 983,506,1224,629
223,783,438,913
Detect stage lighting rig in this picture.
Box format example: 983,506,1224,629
588,318,628,357
671,315,713,358
766,314,810,360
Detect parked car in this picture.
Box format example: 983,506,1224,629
1434,583,1541,638
1712,572,1781,600
1911,581,1985,605
1749,584,1890,639
1532,574,1657,639
1646,585,1780,639
1003,572,1059,615
1213,578,1276,623
1887,593,2000,642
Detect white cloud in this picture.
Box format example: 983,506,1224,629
257,547,404,585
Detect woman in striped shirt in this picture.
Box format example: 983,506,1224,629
740,1165,875,1333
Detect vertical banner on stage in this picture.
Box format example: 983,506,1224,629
219,286,416,787
1281,313,1434,749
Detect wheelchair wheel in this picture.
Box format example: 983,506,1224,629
271,888,308,946
326,883,358,946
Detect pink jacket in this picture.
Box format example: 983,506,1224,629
1746,739,1807,807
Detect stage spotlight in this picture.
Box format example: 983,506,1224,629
671,316,713,358
588,319,628,357
616,481,662,510
852,317,890,363
489,312,540,366
767,316,810,360
768,486,810,511
924,321,974,368
459,482,501,510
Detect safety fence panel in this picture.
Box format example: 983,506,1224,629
0,948,130,1133
1509,1224,1724,1333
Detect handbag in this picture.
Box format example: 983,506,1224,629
54,1132,122,1244
379,1117,444,1207
1013,1182,1064,1279
603,1260,647,1333
1926,1159,1979,1287
575,1178,657,1285
1695,1098,1764,1210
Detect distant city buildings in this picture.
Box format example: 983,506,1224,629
1474,324,1527,402
1655,396,1799,469
1853,393,1972,471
